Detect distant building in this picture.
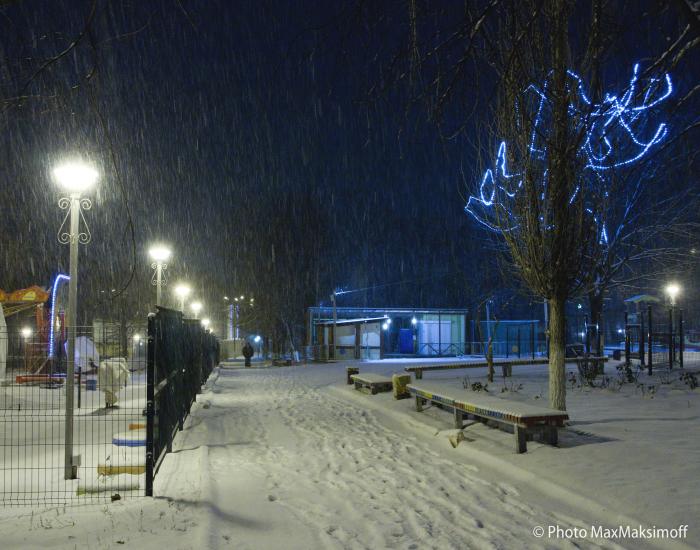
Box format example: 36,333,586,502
305,306,469,360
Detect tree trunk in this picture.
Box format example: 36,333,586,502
548,296,567,411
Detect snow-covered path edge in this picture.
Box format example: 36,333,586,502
142,364,695,550
324,383,694,550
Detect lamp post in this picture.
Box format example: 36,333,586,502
330,292,337,359
665,283,680,306
21,327,32,370
174,284,191,312
665,283,681,367
411,316,418,354
54,161,98,480
254,334,262,358
149,245,171,307
191,301,202,319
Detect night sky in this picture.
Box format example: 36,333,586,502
1,1,698,337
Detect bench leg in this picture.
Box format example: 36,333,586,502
415,396,424,412
454,408,464,429
501,365,512,377
370,385,377,395
514,425,527,453
544,424,558,446
415,369,423,380
354,382,361,391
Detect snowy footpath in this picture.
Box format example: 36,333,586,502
0,360,698,549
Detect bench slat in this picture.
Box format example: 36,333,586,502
350,373,393,384
408,381,568,453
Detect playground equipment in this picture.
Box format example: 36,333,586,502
625,305,685,374
98,358,130,407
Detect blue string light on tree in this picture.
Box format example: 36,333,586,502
466,65,672,239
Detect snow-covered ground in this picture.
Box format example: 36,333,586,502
0,359,698,549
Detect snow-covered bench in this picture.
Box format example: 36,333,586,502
405,356,609,379
407,382,569,453
350,373,393,395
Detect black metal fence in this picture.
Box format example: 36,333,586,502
624,305,699,373
145,306,218,496
1,323,146,505
0,308,218,505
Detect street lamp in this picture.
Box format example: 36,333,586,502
665,283,680,306
54,160,97,480
174,284,191,311
254,335,261,357
21,327,32,371
149,245,171,307
201,318,210,329
191,301,203,318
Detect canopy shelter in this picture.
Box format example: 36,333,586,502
0,285,50,317
624,294,661,305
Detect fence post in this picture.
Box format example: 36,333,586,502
595,313,602,369
647,305,653,376
145,312,156,497
668,307,674,369
624,312,630,369
640,312,645,367
530,321,535,359
506,327,509,358
678,308,684,369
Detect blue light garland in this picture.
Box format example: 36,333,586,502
48,274,70,357
466,65,672,237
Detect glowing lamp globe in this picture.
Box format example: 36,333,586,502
191,301,203,315
149,245,171,263
53,162,98,194
174,284,191,299
665,283,681,304
201,318,210,329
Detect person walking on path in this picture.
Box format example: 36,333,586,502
242,340,254,367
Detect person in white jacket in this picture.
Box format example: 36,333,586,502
98,358,130,407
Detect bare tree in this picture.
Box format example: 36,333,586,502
464,1,683,410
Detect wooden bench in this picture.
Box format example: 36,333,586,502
406,356,609,379
407,382,569,453
350,373,393,395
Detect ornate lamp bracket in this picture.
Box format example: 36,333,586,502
57,196,92,245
